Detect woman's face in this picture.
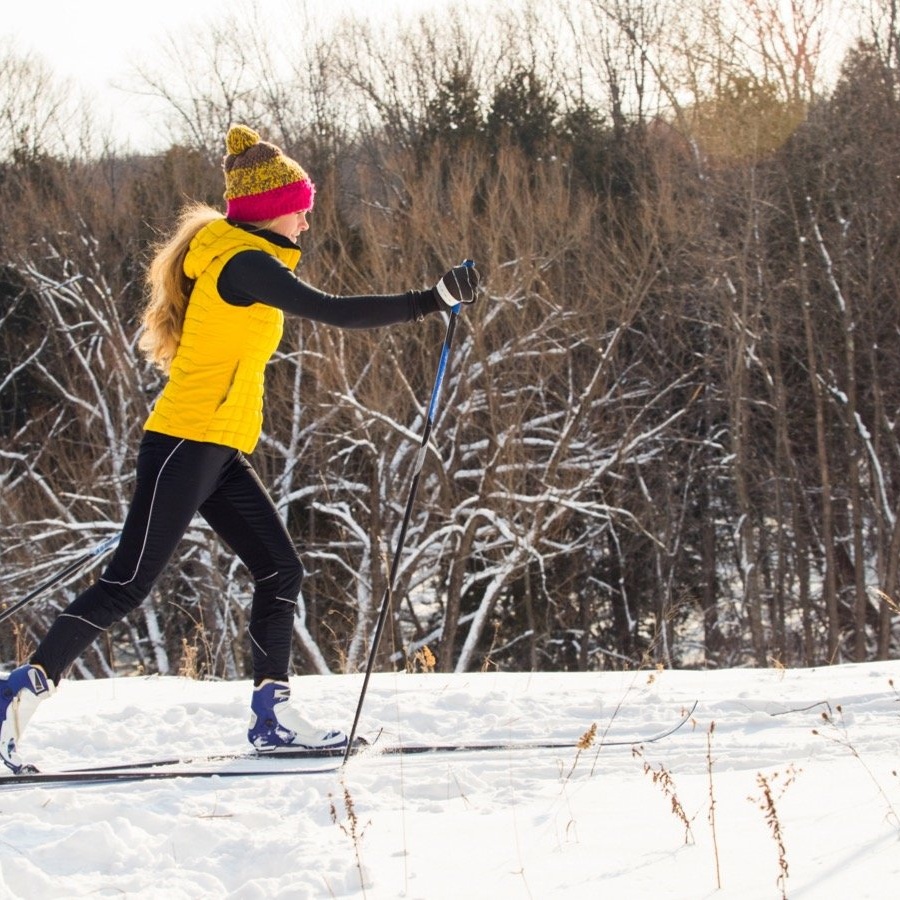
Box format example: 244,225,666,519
269,210,310,243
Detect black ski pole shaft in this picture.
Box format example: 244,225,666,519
0,533,119,626
343,262,473,764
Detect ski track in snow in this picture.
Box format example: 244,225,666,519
1,663,898,898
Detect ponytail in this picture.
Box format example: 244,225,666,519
139,203,222,373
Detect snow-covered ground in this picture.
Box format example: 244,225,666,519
1,661,898,898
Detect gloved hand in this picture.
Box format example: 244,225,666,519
433,262,480,308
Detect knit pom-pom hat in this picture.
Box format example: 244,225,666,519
223,124,315,221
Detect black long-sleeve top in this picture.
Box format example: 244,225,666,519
218,225,442,327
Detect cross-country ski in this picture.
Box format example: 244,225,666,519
0,702,697,787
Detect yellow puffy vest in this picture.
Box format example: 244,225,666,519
144,218,302,453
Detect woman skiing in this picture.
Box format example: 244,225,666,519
0,124,479,773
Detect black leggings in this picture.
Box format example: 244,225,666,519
32,431,304,685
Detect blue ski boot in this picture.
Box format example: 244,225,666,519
248,680,347,752
0,664,53,773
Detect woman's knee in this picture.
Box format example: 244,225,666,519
279,553,304,598
256,553,304,601
64,579,147,630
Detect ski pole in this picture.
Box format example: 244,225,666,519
0,533,119,626
343,261,474,764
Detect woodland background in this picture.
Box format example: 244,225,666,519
2,0,900,680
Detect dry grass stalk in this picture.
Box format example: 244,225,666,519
750,765,799,900
178,637,200,679
407,644,436,673
329,776,371,896
707,722,721,890
563,722,598,782
12,621,33,665
873,588,899,614
633,744,695,845
813,703,900,832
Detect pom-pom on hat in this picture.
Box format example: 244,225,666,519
223,124,315,221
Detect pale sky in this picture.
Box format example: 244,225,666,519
3,0,862,153
2,0,450,150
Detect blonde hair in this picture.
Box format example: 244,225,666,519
139,202,223,373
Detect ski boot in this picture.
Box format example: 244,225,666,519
248,679,348,752
0,664,53,774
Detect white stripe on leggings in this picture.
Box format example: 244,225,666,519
100,439,186,587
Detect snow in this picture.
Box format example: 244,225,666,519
1,662,899,898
